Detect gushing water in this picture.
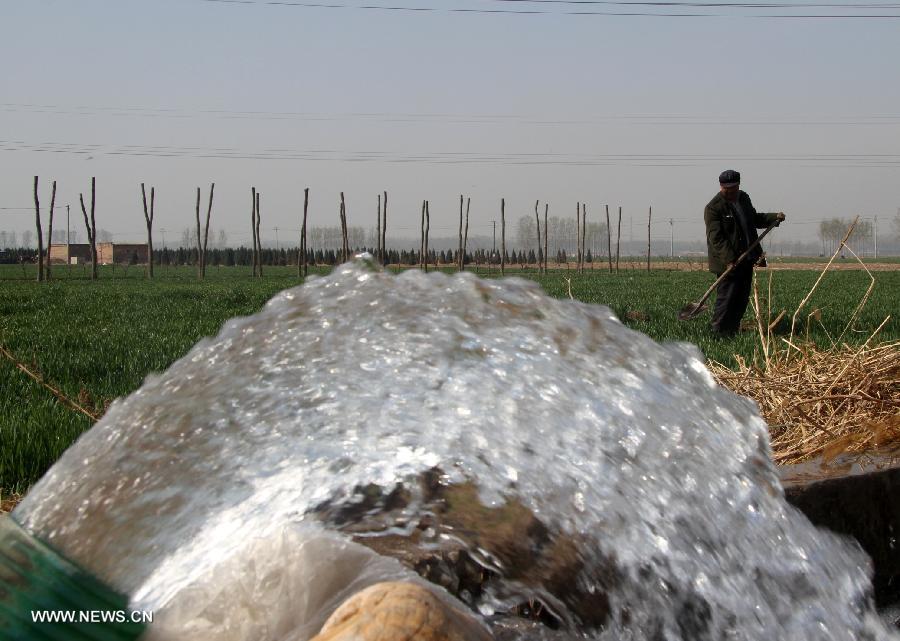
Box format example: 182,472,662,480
14,257,893,640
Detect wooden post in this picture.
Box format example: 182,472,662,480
251,187,258,277
575,202,581,274
463,197,470,273
419,200,425,270
195,187,202,279
606,204,613,273
543,204,548,273
581,203,587,275
34,177,44,282
301,187,309,276
647,205,652,273
382,191,388,268
616,206,622,274
424,201,430,273
339,192,348,263
534,200,543,275
66,204,71,271
90,178,97,279
202,183,214,278
44,181,57,280
458,195,464,272
500,198,506,275
141,183,155,278
79,180,97,280
256,191,263,277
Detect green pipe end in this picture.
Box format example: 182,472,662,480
0,515,147,641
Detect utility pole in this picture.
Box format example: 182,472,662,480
66,204,70,265
669,218,674,257
274,226,279,252
492,220,496,253
158,227,168,273
873,216,878,258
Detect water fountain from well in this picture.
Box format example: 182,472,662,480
10,256,894,641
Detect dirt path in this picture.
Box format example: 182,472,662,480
495,261,900,272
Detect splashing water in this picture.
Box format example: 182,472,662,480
14,257,894,640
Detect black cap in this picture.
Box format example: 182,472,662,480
719,169,740,187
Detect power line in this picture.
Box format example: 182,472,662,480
2,140,899,167
0,206,69,211
493,0,900,6
195,0,900,17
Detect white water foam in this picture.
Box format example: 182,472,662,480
15,257,893,640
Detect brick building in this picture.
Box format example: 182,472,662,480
96,243,148,265
48,243,92,264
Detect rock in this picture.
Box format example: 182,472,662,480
310,581,493,641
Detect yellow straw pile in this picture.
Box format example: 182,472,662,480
710,341,900,465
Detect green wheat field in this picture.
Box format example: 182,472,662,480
1,263,897,494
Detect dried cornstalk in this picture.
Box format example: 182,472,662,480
709,235,898,465
710,339,899,465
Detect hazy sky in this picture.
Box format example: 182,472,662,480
1,0,898,249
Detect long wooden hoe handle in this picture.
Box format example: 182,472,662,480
688,222,780,314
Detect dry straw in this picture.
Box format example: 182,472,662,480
709,217,899,465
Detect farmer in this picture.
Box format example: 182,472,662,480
704,169,785,336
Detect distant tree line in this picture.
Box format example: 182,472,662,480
151,246,569,268
818,217,875,256
0,245,599,268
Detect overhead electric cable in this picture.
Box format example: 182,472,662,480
2,139,898,167
195,0,900,17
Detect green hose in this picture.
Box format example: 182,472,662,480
0,516,147,641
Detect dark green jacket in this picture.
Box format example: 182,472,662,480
704,191,780,275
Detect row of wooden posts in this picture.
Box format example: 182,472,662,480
31,176,655,282
33,176,100,282
408,197,643,277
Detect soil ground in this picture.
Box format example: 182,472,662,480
502,261,900,272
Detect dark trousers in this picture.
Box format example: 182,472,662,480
711,264,753,335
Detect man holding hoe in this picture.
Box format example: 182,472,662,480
704,169,786,336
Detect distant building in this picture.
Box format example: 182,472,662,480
96,242,148,265
48,243,149,265
48,243,91,264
